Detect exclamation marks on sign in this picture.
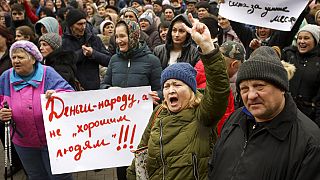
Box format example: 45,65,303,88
116,124,136,151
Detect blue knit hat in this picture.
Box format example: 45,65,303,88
161,63,197,93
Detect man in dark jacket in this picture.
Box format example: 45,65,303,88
208,46,320,180
62,9,111,90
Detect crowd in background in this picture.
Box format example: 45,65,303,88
0,0,320,179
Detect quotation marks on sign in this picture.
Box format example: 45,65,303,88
116,124,136,151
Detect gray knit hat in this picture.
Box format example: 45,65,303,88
220,41,246,62
298,24,320,44
39,33,62,50
236,46,288,91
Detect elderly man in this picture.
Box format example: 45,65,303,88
62,9,111,90
208,46,320,180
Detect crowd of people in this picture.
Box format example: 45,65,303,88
0,0,319,179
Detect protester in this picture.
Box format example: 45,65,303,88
98,19,115,48
162,5,175,22
61,9,111,90
139,11,161,51
127,13,230,179
101,19,162,180
185,0,197,18
39,32,77,89
15,25,37,43
9,3,34,33
282,24,320,127
34,16,60,36
0,40,74,180
195,1,210,20
158,21,170,44
208,46,320,180
154,14,199,69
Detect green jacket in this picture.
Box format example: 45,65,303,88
127,47,230,180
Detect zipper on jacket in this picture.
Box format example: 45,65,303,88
192,153,199,180
159,119,165,180
125,59,131,87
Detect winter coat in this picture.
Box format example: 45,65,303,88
282,46,320,127
209,93,320,180
62,22,111,90
0,50,11,75
43,48,77,89
153,14,199,70
0,63,74,148
101,42,162,91
127,48,230,180
143,22,162,52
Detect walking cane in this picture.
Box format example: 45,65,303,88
4,102,13,180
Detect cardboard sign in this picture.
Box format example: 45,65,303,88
41,86,153,174
219,0,309,31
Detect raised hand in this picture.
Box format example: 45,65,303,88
182,13,215,54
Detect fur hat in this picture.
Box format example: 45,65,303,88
236,46,288,91
66,9,86,27
39,33,62,50
298,24,320,44
10,40,43,62
220,41,246,62
161,63,197,93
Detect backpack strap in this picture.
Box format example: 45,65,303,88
150,105,164,128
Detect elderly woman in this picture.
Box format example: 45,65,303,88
0,40,74,180
282,24,320,127
127,14,230,179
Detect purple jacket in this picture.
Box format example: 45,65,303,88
0,64,74,148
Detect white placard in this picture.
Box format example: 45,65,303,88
219,0,309,31
41,86,153,174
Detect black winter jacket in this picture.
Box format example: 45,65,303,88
62,23,111,90
44,48,77,89
101,42,162,91
153,14,199,70
0,50,11,75
209,93,320,180
282,46,320,126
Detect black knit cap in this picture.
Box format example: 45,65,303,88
236,46,288,92
66,9,86,27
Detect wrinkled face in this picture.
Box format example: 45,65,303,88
164,9,174,21
115,24,129,52
197,8,208,19
240,80,285,122
218,15,230,29
159,27,168,42
187,3,195,13
103,23,114,36
256,27,271,40
11,50,36,76
139,19,150,31
15,30,30,41
70,19,86,37
297,31,316,54
171,21,187,46
12,10,25,21
163,79,194,113
86,6,94,16
124,12,137,22
98,7,106,17
153,4,162,13
55,0,62,8
39,41,54,58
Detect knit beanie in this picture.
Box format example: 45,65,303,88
298,24,320,44
39,33,62,50
35,17,59,35
161,63,197,93
10,40,43,62
236,46,288,92
139,11,153,25
66,9,86,27
120,7,139,21
116,19,140,50
220,41,246,62
100,20,114,34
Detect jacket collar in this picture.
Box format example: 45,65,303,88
235,93,296,141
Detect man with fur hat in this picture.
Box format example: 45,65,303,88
208,46,320,180
62,9,111,90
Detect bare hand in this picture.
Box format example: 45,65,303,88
82,45,93,57
149,91,160,105
182,13,215,54
45,90,56,99
0,108,12,122
249,39,261,50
